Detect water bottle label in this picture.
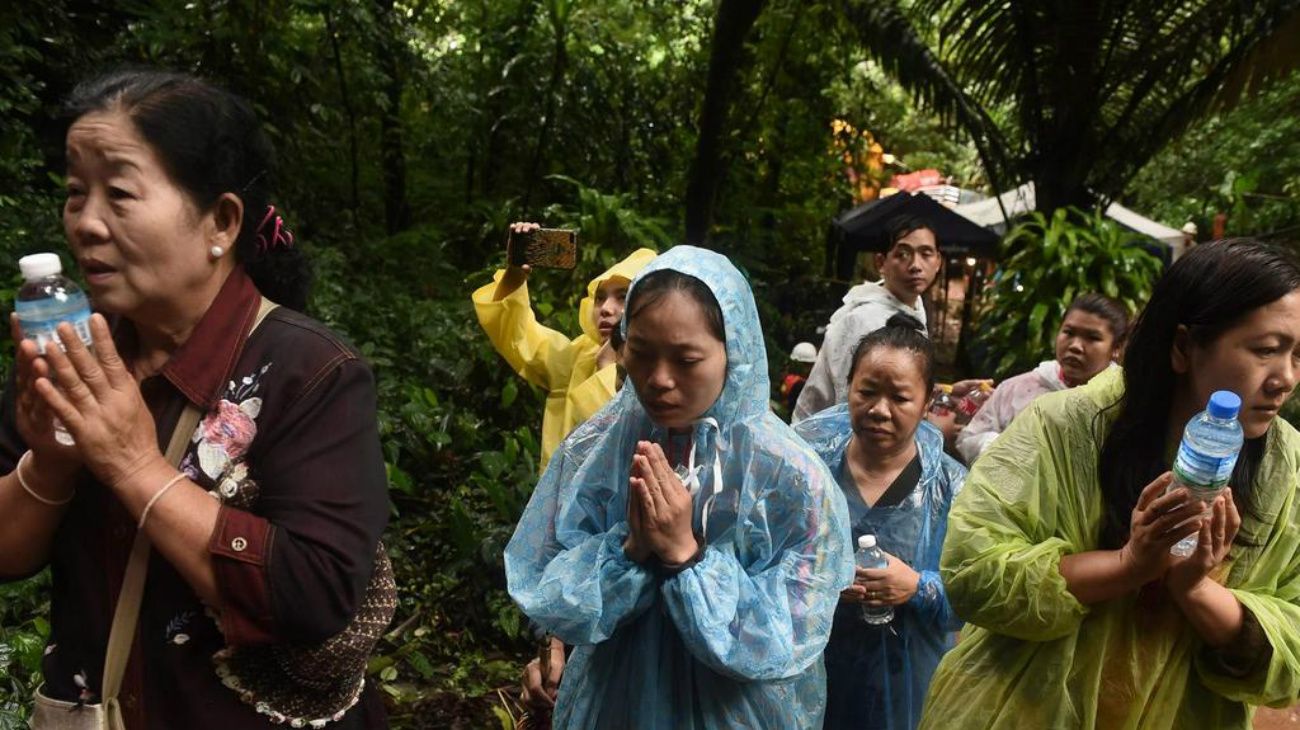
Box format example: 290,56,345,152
1172,441,1237,490
18,311,93,354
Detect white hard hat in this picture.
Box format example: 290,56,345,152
791,342,817,363
1181,221,1198,235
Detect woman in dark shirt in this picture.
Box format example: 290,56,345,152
0,70,391,728
795,313,966,730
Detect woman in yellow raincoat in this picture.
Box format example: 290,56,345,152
921,240,1300,729
473,222,656,469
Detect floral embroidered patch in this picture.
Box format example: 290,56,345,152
184,363,271,505
165,610,198,646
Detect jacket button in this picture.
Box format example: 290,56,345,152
230,537,248,552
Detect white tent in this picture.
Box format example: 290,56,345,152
953,182,1188,258
1105,201,1186,256
952,182,1037,227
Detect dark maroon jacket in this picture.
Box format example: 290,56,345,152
0,267,390,728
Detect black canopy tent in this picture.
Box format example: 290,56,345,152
827,192,1001,280
825,192,1003,373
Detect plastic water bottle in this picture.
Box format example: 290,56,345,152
929,385,957,418
16,253,94,446
856,535,893,625
1167,390,1243,557
955,382,994,425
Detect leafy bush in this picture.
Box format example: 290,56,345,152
1129,71,1300,242
974,207,1163,378
0,574,49,729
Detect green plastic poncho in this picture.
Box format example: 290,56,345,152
920,368,1300,730
505,245,854,729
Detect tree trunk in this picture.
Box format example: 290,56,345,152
760,112,787,234
683,0,768,245
374,0,411,235
522,26,568,209
753,2,805,235
1024,1,1102,215
482,0,541,198
323,7,360,217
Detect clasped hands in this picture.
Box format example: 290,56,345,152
840,551,921,608
1120,472,1240,598
623,441,700,567
13,313,162,492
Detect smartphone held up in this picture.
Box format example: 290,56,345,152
509,228,578,270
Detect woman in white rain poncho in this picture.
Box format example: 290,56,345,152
505,245,853,728
955,293,1128,464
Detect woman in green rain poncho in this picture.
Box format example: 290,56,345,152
505,245,853,728
921,240,1300,730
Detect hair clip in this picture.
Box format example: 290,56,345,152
256,205,295,252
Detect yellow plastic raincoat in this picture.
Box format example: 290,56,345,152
920,368,1300,730
472,248,656,468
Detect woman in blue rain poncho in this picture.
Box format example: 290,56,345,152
796,314,966,730
921,240,1300,729
505,245,854,728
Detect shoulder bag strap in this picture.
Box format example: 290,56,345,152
101,297,279,727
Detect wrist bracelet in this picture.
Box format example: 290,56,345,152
138,472,188,529
14,451,74,507
653,539,707,579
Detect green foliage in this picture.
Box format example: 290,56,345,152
544,175,675,252
976,208,1163,378
845,0,1300,211
830,59,986,190
1129,70,1300,241
0,574,49,729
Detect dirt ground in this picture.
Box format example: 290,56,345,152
1258,707,1300,728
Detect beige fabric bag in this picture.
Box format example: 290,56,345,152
30,401,202,730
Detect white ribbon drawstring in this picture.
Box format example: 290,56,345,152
676,417,724,542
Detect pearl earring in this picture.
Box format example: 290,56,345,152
209,245,225,260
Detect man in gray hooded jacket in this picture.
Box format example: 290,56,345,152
793,215,941,423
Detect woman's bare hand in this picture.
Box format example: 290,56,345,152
1118,472,1205,587
1166,489,1240,597
34,315,162,491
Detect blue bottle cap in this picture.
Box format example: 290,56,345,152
1207,390,1242,419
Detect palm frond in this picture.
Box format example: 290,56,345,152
843,0,1300,210
1211,3,1300,109
1090,0,1300,201
839,0,1017,191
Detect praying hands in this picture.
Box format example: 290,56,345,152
623,441,699,566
